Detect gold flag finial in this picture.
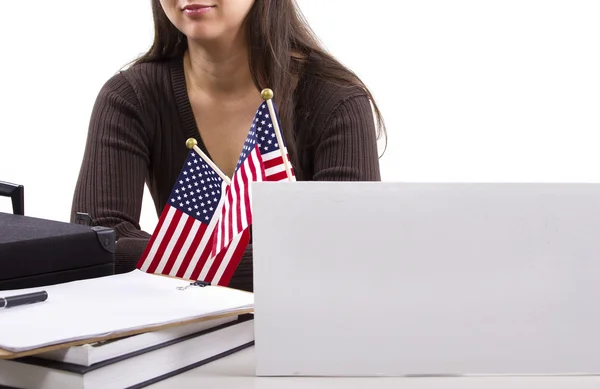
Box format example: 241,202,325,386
261,88,274,100
185,138,198,149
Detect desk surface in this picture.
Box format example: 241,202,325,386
148,346,600,389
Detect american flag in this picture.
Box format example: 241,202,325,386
136,149,248,285
211,100,295,258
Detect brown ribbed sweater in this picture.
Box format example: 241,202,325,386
71,53,381,291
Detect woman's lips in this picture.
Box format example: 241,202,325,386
182,4,215,17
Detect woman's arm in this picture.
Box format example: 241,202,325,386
71,73,152,273
312,93,382,181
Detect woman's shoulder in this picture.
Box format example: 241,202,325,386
294,52,371,121
293,52,373,136
89,58,187,137
96,58,180,107
121,58,176,83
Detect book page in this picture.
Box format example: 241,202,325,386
0,270,253,353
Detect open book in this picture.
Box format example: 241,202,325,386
0,270,253,357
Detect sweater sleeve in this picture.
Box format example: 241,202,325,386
312,94,382,181
70,73,152,273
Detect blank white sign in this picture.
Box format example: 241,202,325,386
252,182,600,376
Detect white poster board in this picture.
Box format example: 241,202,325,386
252,182,600,376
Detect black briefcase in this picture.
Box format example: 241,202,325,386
0,181,115,290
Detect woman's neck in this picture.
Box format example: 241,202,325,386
184,35,255,100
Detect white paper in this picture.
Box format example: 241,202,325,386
0,270,253,353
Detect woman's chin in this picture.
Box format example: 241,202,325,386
181,25,223,43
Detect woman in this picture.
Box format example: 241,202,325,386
71,0,386,291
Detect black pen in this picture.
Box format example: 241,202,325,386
0,291,48,309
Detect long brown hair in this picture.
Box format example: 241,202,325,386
134,0,387,168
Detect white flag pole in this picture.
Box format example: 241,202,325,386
186,138,231,186
261,88,294,181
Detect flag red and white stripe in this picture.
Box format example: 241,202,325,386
211,101,295,258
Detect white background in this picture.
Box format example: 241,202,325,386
1,0,599,233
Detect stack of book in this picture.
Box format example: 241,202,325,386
0,314,254,389
0,270,255,389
